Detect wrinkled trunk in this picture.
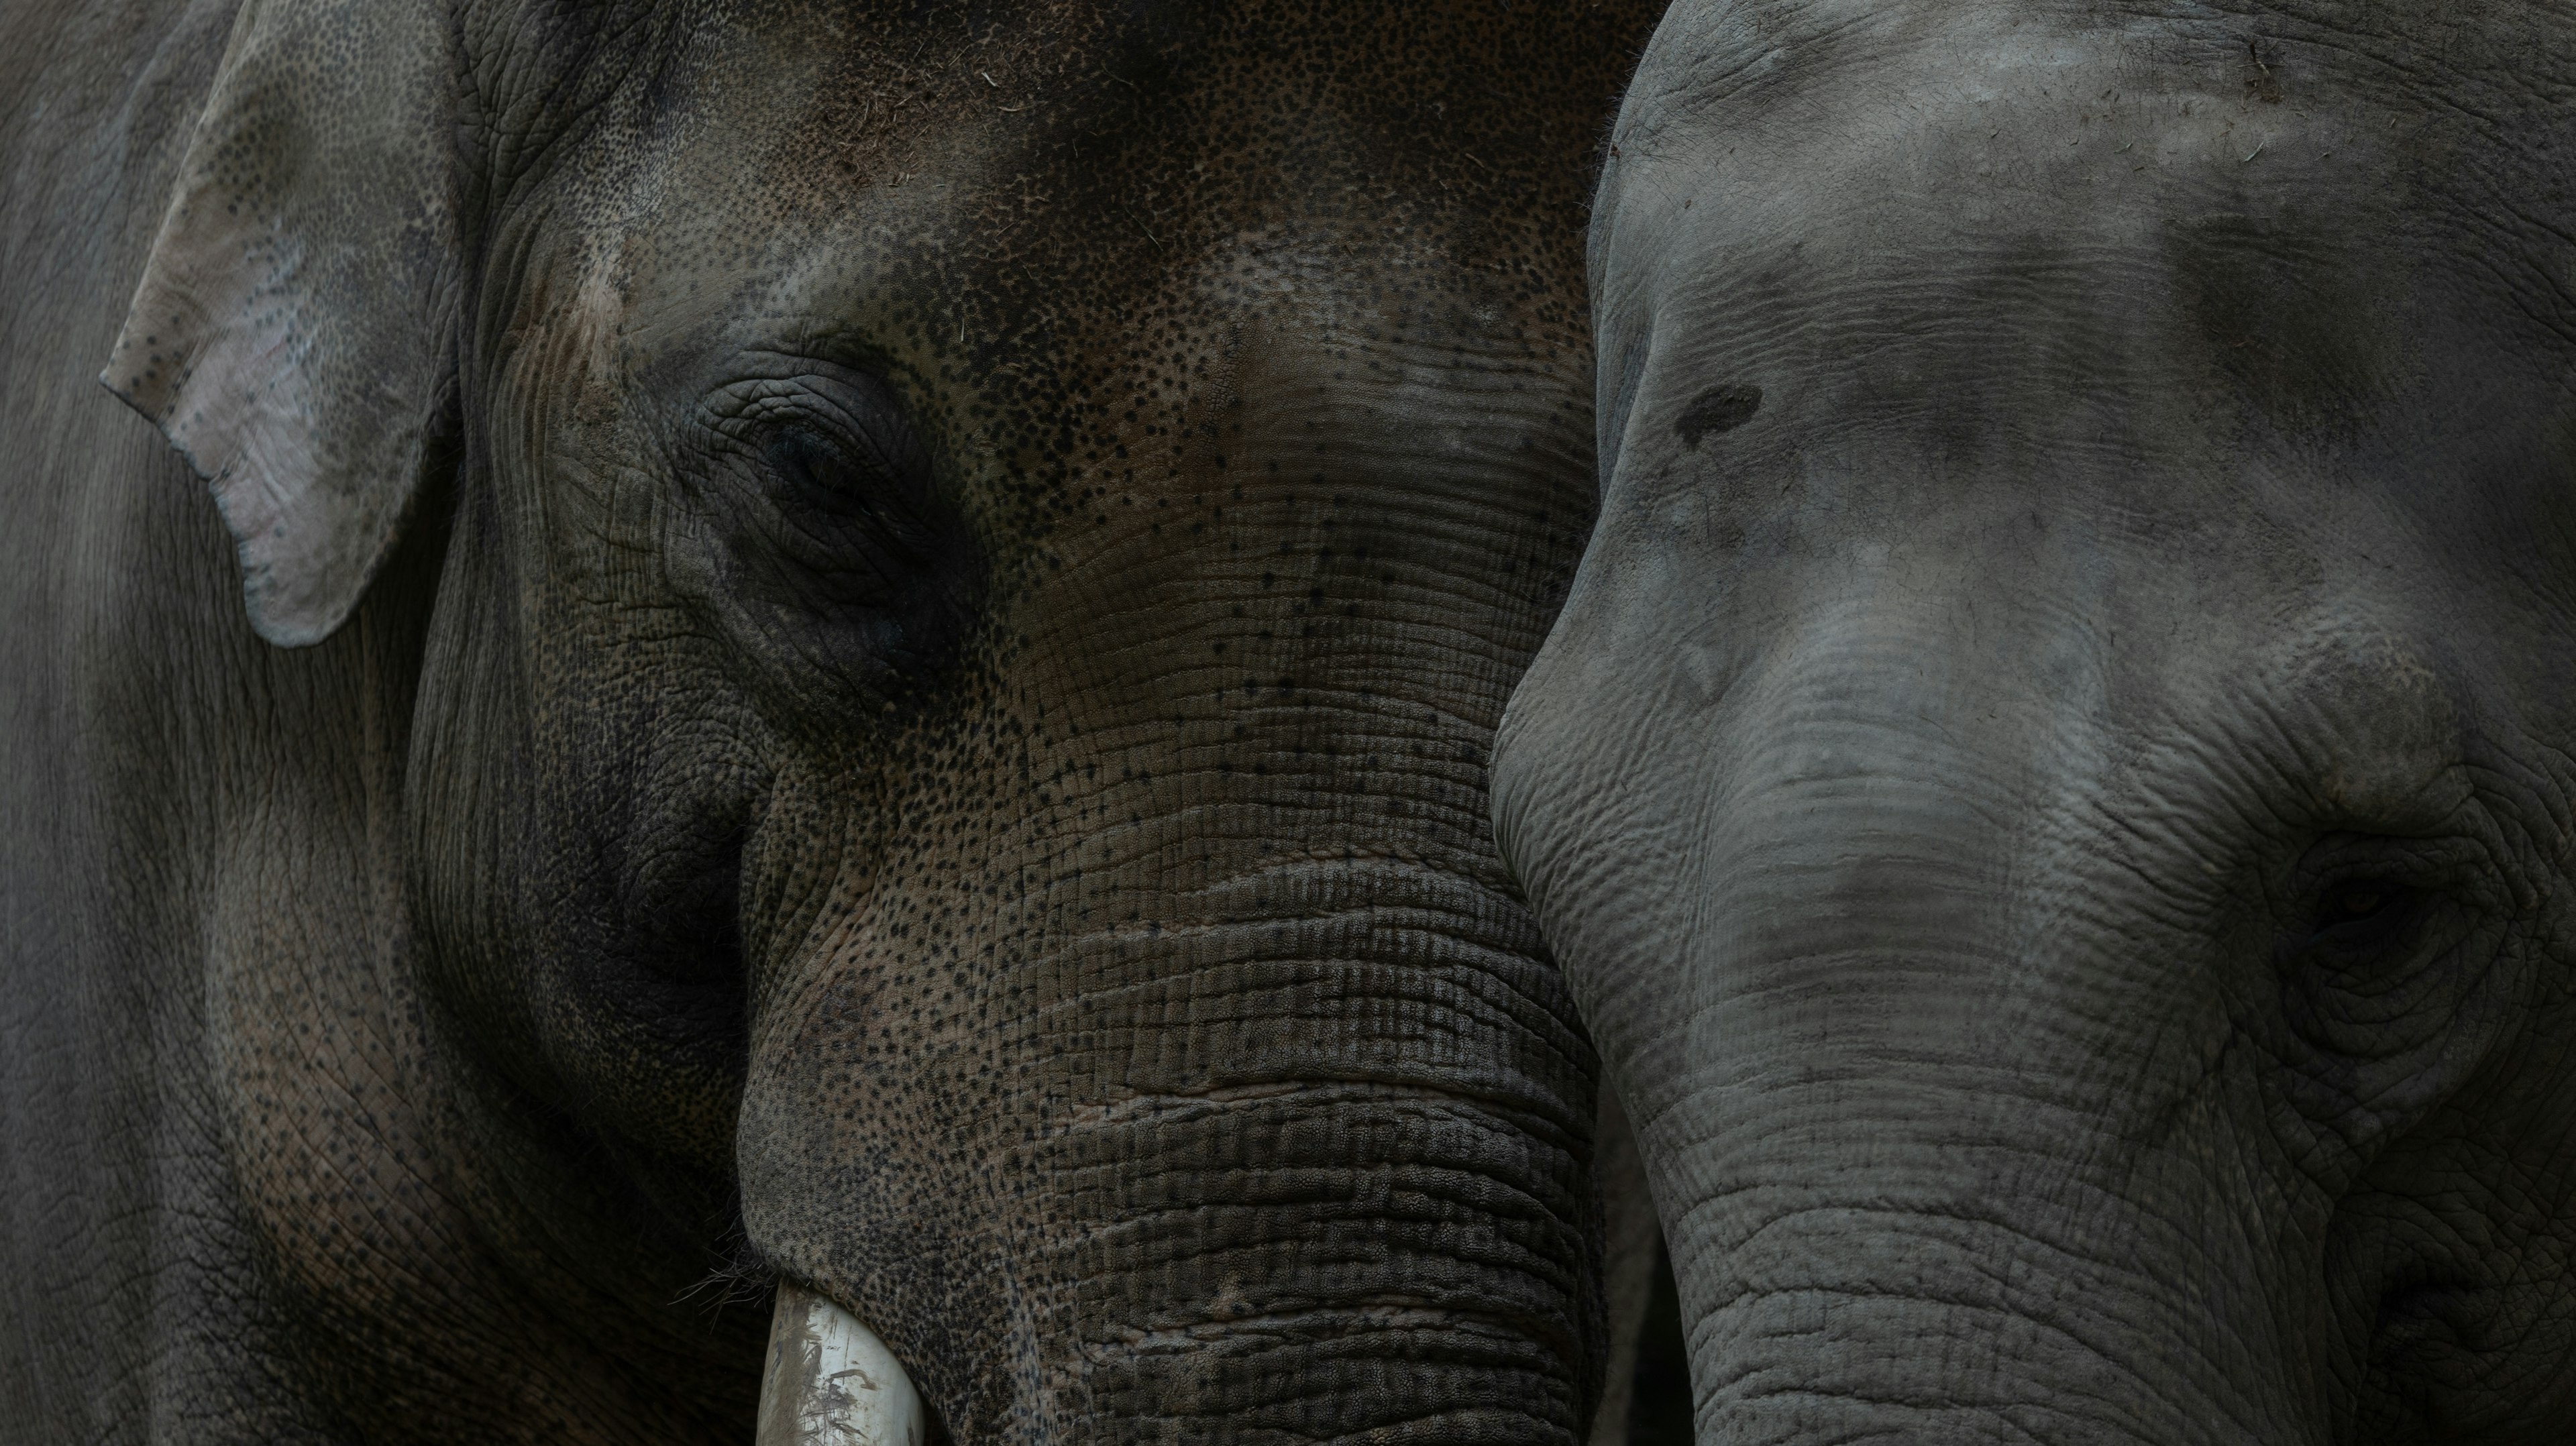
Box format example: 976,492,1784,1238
737,822,1607,1441
1500,587,2351,1444
1673,683,2317,1439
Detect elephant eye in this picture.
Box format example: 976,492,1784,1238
2306,879,2418,953
762,426,863,510
731,370,949,567
2276,840,2496,1059
760,424,910,524
757,388,932,516
714,426,945,643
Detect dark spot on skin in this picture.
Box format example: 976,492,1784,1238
2165,211,2399,427
1675,384,1762,447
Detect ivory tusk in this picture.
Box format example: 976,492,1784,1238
757,1282,925,1446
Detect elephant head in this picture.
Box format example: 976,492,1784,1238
1496,1,2576,1440
102,0,1660,1438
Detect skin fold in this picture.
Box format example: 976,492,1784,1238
1494,2,2576,1442
0,0,1664,1440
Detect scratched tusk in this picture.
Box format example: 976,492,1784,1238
757,1283,925,1446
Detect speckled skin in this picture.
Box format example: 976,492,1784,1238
0,0,1661,1441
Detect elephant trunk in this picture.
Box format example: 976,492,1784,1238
1500,594,2345,1443
739,748,1607,1439
1658,1084,2316,1445
1665,795,2315,1438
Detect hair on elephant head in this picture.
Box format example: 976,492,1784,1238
81,0,1667,1439
1498,0,2576,1441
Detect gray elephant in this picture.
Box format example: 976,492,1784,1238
0,0,1666,1439
1498,1,2576,1440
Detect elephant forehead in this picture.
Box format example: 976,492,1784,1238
1580,11,2576,671
1599,1,2576,384
496,0,1608,303
1604,35,2406,371
481,0,1617,539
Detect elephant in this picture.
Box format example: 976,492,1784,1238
0,0,1666,1439
1494,0,2576,1440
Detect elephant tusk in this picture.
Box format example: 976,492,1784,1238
757,1282,925,1446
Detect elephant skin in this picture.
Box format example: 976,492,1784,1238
0,0,1664,1439
1495,1,2576,1441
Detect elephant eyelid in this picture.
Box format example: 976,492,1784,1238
701,377,935,514
704,363,918,439
2288,833,2490,900
759,428,922,531
2275,832,2507,960
2300,879,2420,949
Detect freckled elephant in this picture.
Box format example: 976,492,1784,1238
1498,1,2576,1440
0,0,1666,1439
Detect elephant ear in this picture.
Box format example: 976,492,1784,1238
102,0,463,647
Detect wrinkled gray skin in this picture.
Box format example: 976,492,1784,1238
1498,2,2576,1441
0,0,1664,1439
